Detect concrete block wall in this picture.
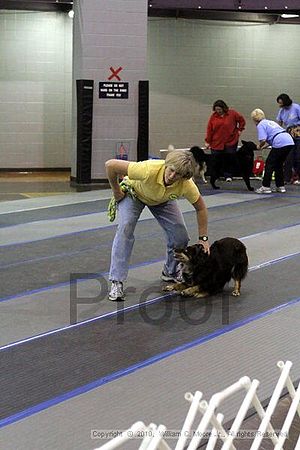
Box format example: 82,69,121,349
1,12,300,169
72,0,148,180
148,19,300,155
0,10,72,169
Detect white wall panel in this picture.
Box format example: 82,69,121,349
0,11,72,168
148,19,300,155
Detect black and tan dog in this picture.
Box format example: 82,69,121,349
190,142,258,191
287,125,300,138
163,237,248,298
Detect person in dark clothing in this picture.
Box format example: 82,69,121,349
251,108,294,194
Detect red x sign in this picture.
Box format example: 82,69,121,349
108,66,123,81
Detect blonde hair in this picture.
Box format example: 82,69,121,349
251,108,265,122
165,150,196,179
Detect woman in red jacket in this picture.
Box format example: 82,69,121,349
205,99,246,189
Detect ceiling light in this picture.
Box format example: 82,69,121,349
264,6,268,9
198,5,202,8
68,9,74,18
281,13,299,18
285,5,288,8
238,5,242,9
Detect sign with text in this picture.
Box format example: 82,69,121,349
99,82,129,99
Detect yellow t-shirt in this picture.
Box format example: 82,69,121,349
127,160,200,206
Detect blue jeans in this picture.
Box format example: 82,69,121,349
109,195,189,281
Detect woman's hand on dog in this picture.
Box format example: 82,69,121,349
199,240,210,254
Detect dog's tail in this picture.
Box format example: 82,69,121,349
232,244,248,281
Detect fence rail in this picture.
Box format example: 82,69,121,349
94,360,300,450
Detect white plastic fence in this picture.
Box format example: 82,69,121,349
94,360,300,450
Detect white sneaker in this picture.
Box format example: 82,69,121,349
226,177,233,182
293,180,300,185
255,186,272,194
272,186,286,193
161,269,183,283
108,281,125,301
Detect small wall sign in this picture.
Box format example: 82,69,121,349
99,82,129,99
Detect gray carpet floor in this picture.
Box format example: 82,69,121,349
0,182,300,449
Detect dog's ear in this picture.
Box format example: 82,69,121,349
194,243,207,258
241,140,247,145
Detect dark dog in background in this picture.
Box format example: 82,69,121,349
187,146,207,183
235,140,258,191
163,237,248,298
189,146,208,184
167,145,208,183
191,141,257,191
